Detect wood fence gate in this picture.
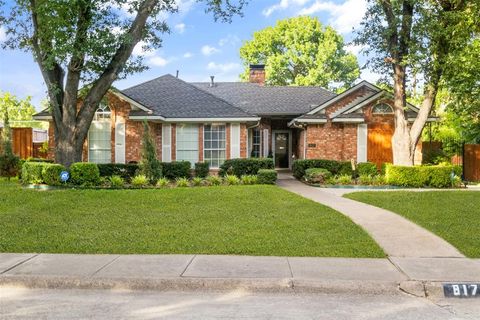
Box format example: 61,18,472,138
464,144,480,181
367,123,393,168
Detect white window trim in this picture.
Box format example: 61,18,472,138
203,123,227,168
175,124,199,166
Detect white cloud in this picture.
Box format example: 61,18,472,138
201,45,220,56
132,41,156,57
148,56,169,67
0,27,6,42
207,62,241,73
345,43,364,56
262,0,310,17
183,52,193,58
298,0,367,34
174,23,186,34
176,0,195,15
218,34,240,47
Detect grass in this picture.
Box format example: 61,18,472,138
345,191,480,258
0,179,384,257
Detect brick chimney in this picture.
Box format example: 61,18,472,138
249,64,265,86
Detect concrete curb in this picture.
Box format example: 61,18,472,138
0,275,405,295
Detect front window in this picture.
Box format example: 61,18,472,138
88,104,111,163
251,128,261,158
204,124,226,168
176,124,199,167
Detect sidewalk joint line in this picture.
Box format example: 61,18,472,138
286,257,294,278
387,256,410,280
89,255,121,278
180,255,196,277
1,254,39,275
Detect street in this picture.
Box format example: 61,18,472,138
1,287,479,319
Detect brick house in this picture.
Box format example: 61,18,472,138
34,65,435,169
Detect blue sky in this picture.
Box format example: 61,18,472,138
0,0,379,110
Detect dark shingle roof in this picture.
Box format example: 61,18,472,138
122,75,254,118
191,82,335,116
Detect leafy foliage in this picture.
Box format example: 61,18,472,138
109,175,125,188
162,161,191,179
194,162,210,178
385,164,460,188
42,164,67,186
131,174,149,187
357,162,378,176
292,159,353,179
304,168,332,184
139,122,162,183
257,169,277,185
0,109,20,178
97,163,139,181
0,92,36,124
70,162,100,186
240,16,359,91
218,158,274,177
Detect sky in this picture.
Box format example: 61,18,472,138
0,0,379,110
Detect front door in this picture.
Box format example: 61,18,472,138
274,132,290,168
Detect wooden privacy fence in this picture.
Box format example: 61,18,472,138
464,144,480,182
0,127,48,159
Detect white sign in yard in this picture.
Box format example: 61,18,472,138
443,284,479,298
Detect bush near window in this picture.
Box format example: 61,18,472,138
385,164,460,188
131,174,149,187
162,161,191,179
357,162,378,176
42,164,66,186
218,158,274,177
257,169,277,184
108,175,125,188
292,159,353,179
194,162,209,178
304,168,332,184
70,163,100,186
97,164,139,181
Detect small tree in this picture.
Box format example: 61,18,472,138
0,110,20,179
139,121,162,183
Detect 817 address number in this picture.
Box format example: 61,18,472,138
443,284,480,298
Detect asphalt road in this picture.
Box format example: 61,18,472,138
1,287,479,319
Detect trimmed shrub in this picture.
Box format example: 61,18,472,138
206,175,222,186
21,162,46,184
191,177,203,186
70,162,100,186
162,161,191,179
42,164,66,186
97,164,139,181
292,159,352,179
175,177,189,187
109,175,124,188
304,168,332,184
257,169,277,184
156,177,170,188
225,174,240,185
357,162,378,176
131,174,149,187
336,174,353,185
380,162,390,175
0,153,20,178
241,175,258,185
194,162,209,178
385,164,459,188
218,158,274,177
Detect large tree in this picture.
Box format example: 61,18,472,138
355,0,478,165
0,92,36,123
0,0,247,166
240,16,360,91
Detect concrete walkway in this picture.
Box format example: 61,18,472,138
2,253,480,298
276,178,464,258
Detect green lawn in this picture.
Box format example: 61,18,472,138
345,191,480,258
0,180,383,257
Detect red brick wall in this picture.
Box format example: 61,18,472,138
240,124,247,158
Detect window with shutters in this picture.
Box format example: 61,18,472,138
88,104,111,163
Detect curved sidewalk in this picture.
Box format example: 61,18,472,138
277,178,464,258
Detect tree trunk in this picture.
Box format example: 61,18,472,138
54,128,86,167
392,64,414,165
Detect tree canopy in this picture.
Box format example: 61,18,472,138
239,16,359,91
0,92,36,122
0,0,248,166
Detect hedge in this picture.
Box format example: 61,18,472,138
385,164,460,188
257,169,277,184
357,162,378,176
292,159,353,179
194,162,209,178
70,162,100,186
162,161,191,179
97,163,139,181
42,164,66,186
21,162,46,184
218,158,274,177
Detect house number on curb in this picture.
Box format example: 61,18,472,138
443,284,480,298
